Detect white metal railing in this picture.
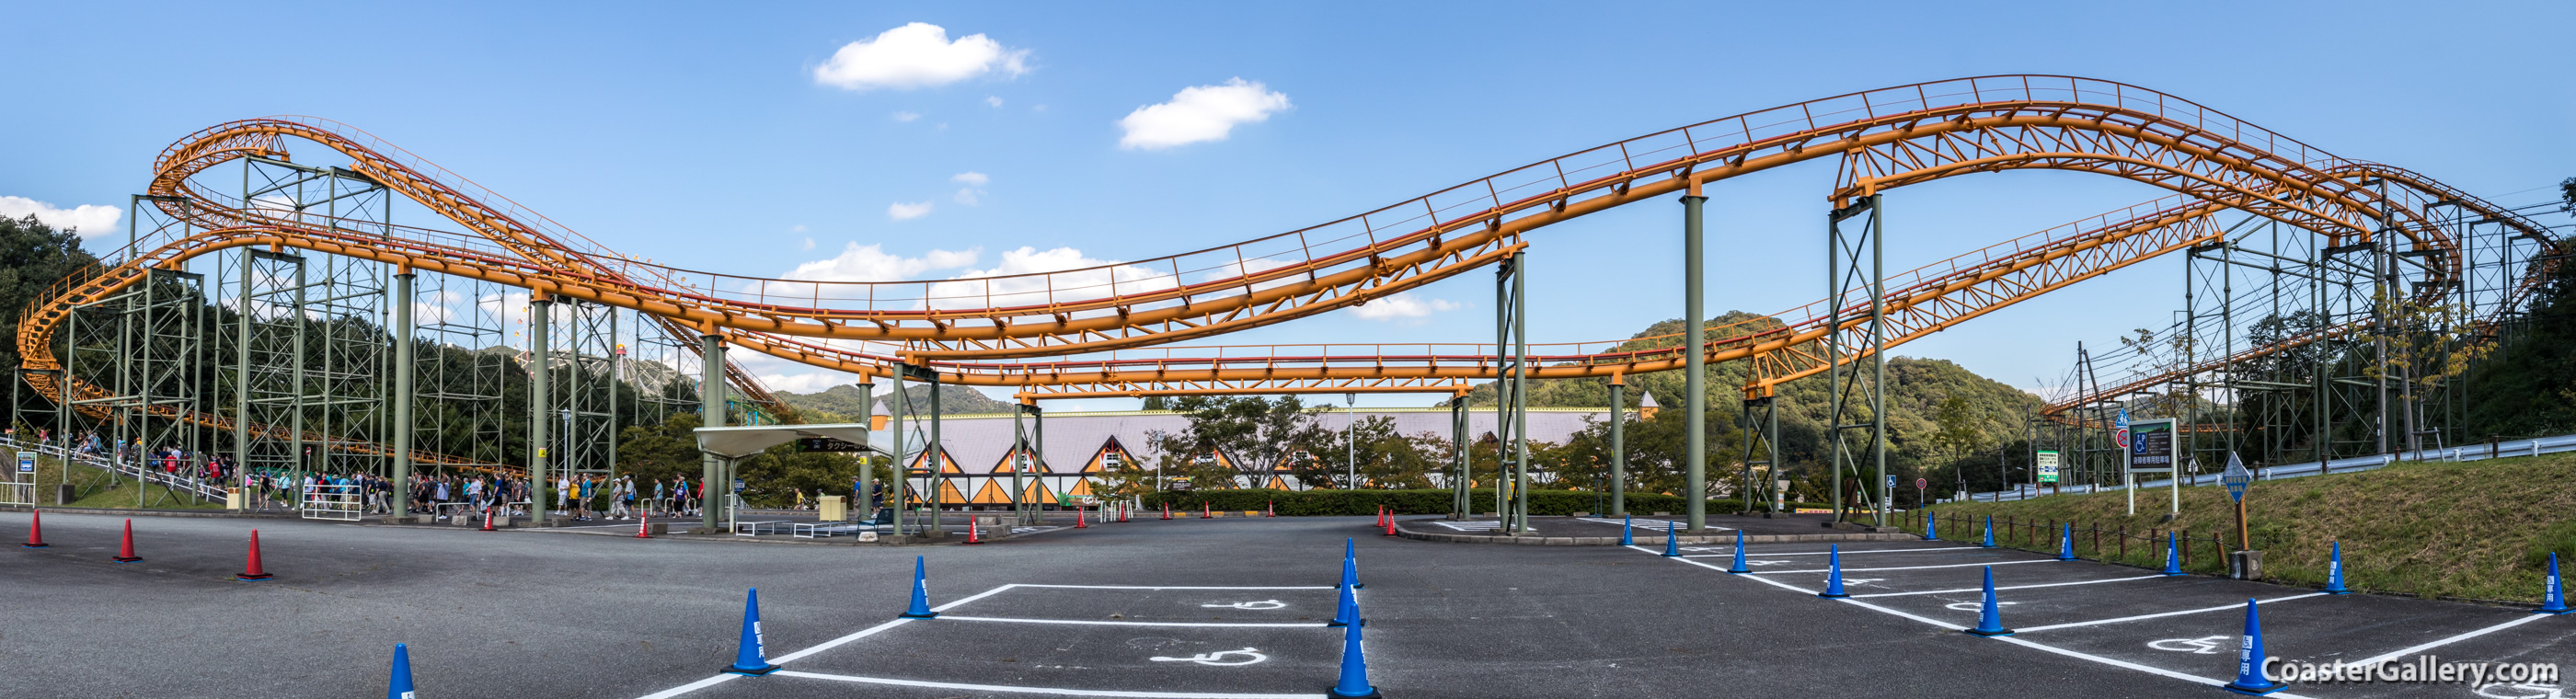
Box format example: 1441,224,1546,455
1958,432,2576,503
303,483,363,521
0,438,225,503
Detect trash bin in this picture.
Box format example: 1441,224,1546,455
226,487,245,510
818,496,845,521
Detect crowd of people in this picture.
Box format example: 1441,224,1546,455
4,428,723,521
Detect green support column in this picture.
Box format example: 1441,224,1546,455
1682,192,1708,533
855,380,874,521
1609,381,1626,517
1869,196,1888,528
1031,403,1047,526
390,271,414,519
527,296,550,526
697,333,725,531
1449,395,1467,519
889,370,906,535
1512,252,1530,532
928,372,945,532
1493,257,1510,522
1011,401,1029,524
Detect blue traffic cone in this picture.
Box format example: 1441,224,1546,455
1662,521,1680,557
1924,510,1938,541
1981,516,1995,548
900,556,938,619
1328,577,1356,627
385,643,416,699
1620,514,1634,546
724,589,781,676
2222,599,2288,694
1727,531,1750,574
2162,533,2185,576
2322,542,2350,594
2540,553,2569,614
1326,584,1380,698
2057,523,2076,562
1340,538,1363,590
1818,545,1850,599
1965,567,2012,636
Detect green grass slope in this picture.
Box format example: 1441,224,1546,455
1915,453,2576,605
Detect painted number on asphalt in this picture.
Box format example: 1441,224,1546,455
2147,636,2234,655
2478,683,2564,699
1840,579,1882,587
1149,647,1269,666
1200,601,1287,610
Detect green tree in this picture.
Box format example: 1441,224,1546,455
1147,395,1329,491
0,214,98,425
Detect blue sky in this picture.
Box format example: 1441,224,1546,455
6,1,2571,410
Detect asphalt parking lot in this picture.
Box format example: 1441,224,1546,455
3,510,2567,698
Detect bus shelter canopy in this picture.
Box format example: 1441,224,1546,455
693,424,876,460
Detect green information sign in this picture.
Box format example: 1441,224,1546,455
2036,450,2060,484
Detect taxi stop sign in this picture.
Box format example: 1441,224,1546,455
2221,453,2252,503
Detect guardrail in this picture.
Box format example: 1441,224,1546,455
1959,432,2576,503
1,438,226,503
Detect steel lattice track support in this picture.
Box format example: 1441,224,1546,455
1738,395,1779,514
230,249,309,507
65,267,206,507
549,299,621,481
1492,252,1529,534
1823,194,1888,527
412,271,509,471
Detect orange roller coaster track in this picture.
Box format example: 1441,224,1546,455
13,75,2560,470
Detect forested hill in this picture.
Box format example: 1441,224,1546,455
1466,310,2046,484
775,383,1015,423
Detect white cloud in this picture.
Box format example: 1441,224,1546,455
887,201,935,220
1349,292,1459,322
1,196,122,238
1117,78,1291,150
785,243,980,283
926,246,1179,310
790,224,809,233
813,22,1029,91
891,111,921,122
950,172,989,205
800,237,816,251
986,96,1005,108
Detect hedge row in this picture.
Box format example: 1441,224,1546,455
1136,488,1829,517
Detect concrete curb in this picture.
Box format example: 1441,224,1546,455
1392,523,1919,546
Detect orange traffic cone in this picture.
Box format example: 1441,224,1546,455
112,519,143,563
966,518,983,544
1075,506,1087,529
237,529,274,581
21,510,45,548
1266,500,1276,518
636,510,652,539
1384,510,1397,537
1160,503,1171,521
480,505,496,532
1119,504,1129,522
1202,502,1212,520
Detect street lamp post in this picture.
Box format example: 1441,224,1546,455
1344,393,1357,489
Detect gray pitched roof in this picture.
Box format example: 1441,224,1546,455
875,407,1609,476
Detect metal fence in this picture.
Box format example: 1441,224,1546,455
1961,432,2576,503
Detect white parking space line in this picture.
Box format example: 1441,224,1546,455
1850,575,2167,598
2015,593,2331,632
1637,544,2324,699
1578,517,1733,532
1990,636,2324,699
631,674,738,699
936,615,1328,628
1679,545,1983,558
1756,559,2067,575
772,670,1330,698
2345,613,2556,668
1010,584,1338,590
